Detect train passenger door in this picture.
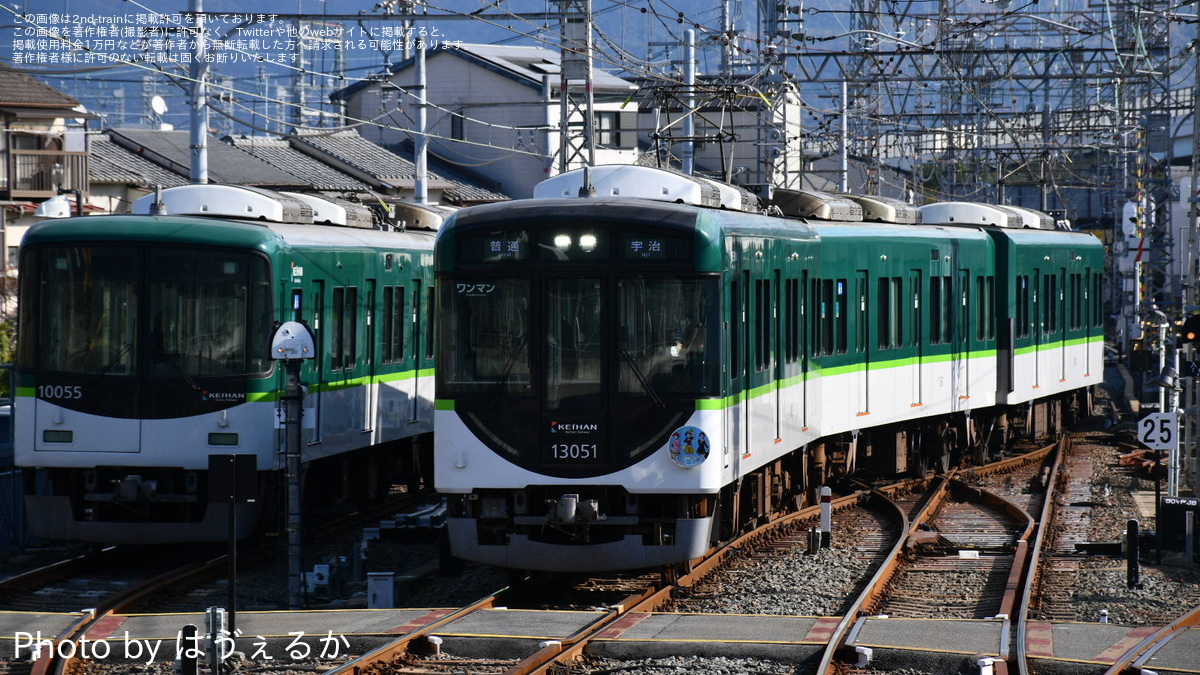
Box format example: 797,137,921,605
363,279,376,432
727,273,749,468
800,271,810,430
310,280,325,443
910,269,923,406
855,271,869,414
1058,268,1068,382
410,281,424,422
955,270,970,403
1032,269,1042,388
752,276,778,449
774,270,783,442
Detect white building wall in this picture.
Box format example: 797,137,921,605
345,52,638,199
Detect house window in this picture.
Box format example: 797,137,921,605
595,111,638,149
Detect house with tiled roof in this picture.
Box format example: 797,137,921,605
0,65,94,317
288,130,507,206
107,129,311,190
87,134,189,213
332,43,638,199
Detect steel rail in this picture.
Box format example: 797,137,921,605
812,483,917,674
1013,435,1069,675
514,489,873,674
324,589,507,675
1100,603,1200,675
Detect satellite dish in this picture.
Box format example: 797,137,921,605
150,95,168,115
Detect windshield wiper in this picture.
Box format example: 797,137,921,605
489,334,529,407
620,349,665,408
85,343,133,386
165,354,202,392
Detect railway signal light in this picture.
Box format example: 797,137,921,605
1180,314,1200,345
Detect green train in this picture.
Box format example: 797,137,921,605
15,185,440,543
434,165,1104,572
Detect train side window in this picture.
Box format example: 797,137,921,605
878,277,903,349
808,278,820,358
291,288,303,323
425,286,436,360
784,278,799,364
382,285,406,364
835,279,847,354
877,277,890,349
1043,274,1059,335
754,278,773,372
909,270,922,347
1016,276,1030,339
346,287,358,369
1075,270,1084,329
975,276,994,340
731,278,742,376
820,280,834,356
855,273,867,354
331,286,358,371
1092,273,1103,328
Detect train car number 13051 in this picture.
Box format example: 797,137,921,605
548,443,601,462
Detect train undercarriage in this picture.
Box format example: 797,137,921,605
448,388,1093,573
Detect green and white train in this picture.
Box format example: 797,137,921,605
434,165,1104,572
16,185,441,543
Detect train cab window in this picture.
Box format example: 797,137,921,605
617,277,718,396
25,245,139,376
146,249,272,378
24,245,273,379
440,279,530,395
546,277,603,409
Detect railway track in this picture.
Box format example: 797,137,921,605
13,413,1200,675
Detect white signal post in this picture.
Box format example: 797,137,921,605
272,321,316,610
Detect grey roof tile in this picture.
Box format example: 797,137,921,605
89,134,188,187
0,65,80,108
224,135,372,191
108,129,306,187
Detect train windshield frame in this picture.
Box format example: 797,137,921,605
438,218,718,477
19,243,274,379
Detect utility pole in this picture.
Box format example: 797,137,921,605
188,0,208,184
556,0,595,194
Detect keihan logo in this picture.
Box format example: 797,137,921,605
202,391,245,402
550,421,598,434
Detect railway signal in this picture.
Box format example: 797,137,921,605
1180,314,1200,344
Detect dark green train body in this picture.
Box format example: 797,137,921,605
15,186,438,543
434,166,1103,572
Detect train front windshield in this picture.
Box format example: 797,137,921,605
439,223,719,477
19,244,273,379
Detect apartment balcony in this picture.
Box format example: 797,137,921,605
0,150,88,200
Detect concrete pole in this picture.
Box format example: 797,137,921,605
188,0,208,183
